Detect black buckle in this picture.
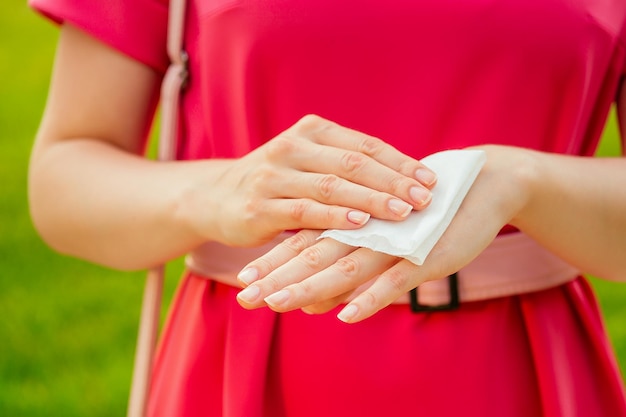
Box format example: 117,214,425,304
410,273,460,312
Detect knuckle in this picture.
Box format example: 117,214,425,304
334,256,361,280
398,159,418,176
310,116,337,139
265,274,285,293
316,174,340,200
295,114,334,136
362,191,380,210
323,205,336,225
298,279,315,297
297,246,325,270
384,268,409,292
265,136,296,159
386,174,407,195
360,290,381,309
289,199,310,222
282,232,313,254
252,164,277,185
298,113,324,127
340,151,367,175
242,198,262,224
313,121,335,140
357,136,385,157
253,256,277,276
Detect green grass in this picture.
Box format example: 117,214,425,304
0,1,625,416
0,2,184,415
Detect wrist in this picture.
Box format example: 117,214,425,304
471,145,541,231
501,147,544,231
170,159,232,246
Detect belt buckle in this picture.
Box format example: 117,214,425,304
410,273,460,312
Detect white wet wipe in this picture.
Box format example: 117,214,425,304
320,149,486,265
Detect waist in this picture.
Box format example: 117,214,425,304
186,232,580,307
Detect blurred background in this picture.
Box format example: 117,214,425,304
1,1,625,415
0,2,184,415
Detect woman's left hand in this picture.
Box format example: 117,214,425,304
235,145,535,322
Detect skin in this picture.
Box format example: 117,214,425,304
235,90,626,323
31,25,626,325
28,24,436,271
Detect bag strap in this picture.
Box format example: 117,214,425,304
126,0,188,415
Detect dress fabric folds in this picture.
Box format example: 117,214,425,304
148,274,626,417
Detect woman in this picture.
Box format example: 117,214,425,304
29,0,626,416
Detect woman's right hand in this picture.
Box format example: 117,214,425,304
182,114,437,247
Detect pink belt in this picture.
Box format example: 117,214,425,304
186,232,580,309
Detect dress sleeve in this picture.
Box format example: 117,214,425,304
29,0,169,74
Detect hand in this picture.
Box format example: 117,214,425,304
184,114,437,247
235,145,534,322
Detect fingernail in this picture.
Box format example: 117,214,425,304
337,304,359,323
264,290,290,307
388,199,412,217
237,285,261,303
415,168,437,187
237,268,259,286
409,186,432,206
347,210,371,225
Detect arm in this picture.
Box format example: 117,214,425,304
510,80,626,281
29,25,436,271
238,83,626,322
29,24,216,270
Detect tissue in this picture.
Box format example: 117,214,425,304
319,149,486,265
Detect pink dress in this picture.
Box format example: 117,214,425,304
32,0,626,415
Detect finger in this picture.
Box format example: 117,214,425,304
291,114,438,188
290,141,433,211
300,289,354,315
236,237,355,309
253,198,374,233
268,170,424,220
236,230,321,287
336,259,421,323
262,248,397,313
299,274,381,314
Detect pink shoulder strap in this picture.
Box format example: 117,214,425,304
126,0,188,415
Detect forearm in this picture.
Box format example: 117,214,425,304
28,25,440,273
510,150,626,281
29,118,435,271
29,139,229,270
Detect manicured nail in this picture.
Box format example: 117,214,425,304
237,285,261,303
388,199,412,217
264,290,290,307
347,210,371,225
237,268,259,285
337,304,359,323
409,186,432,206
415,168,437,187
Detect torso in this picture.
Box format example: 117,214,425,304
178,0,626,161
